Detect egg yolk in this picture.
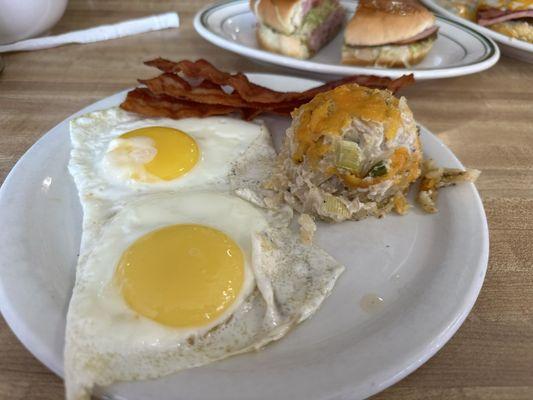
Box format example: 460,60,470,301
120,126,199,181
115,224,245,328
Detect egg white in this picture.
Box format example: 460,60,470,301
69,107,271,194
64,192,344,400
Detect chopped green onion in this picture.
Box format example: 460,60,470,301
368,160,388,177
336,140,361,173
321,195,351,219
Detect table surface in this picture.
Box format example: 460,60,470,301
1,1,532,399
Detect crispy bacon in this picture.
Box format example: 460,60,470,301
121,88,243,119
140,73,272,109
139,73,305,112
144,58,413,97
120,58,415,121
144,58,287,103
122,88,286,121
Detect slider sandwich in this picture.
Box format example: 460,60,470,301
477,0,533,43
342,0,438,67
250,0,346,59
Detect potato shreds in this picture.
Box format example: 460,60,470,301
417,159,481,213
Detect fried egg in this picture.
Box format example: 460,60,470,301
69,107,271,194
64,192,344,399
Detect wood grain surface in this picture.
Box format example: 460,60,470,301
0,1,532,399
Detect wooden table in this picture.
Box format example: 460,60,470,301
0,1,532,399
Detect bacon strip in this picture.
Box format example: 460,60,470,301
142,59,413,102
121,88,243,119
144,58,286,103
138,71,414,114
144,58,412,98
121,88,292,121
120,58,415,121
139,73,298,110
477,7,533,26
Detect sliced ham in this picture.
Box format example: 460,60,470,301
477,7,533,26
392,25,439,45
308,5,345,51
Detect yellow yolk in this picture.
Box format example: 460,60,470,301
115,224,245,328
292,84,400,165
120,126,199,181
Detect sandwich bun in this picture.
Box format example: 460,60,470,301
256,24,312,59
342,34,436,67
250,0,304,35
344,0,436,46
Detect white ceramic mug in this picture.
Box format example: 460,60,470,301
0,0,68,45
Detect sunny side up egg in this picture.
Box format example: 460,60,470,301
64,192,344,400
69,107,272,195
65,108,344,400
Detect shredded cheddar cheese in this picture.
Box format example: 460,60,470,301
292,84,401,165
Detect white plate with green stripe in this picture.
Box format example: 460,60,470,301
194,0,500,79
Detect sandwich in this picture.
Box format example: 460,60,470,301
476,0,533,43
250,0,346,59
342,0,438,67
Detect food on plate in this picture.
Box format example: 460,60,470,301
121,87,250,119
437,0,533,43
264,83,479,222
66,107,344,399
120,58,415,121
266,83,422,222
298,213,317,244
69,108,272,192
436,0,479,20
62,56,480,399
342,0,438,67
417,159,481,213
476,0,533,43
250,0,346,59
65,192,344,400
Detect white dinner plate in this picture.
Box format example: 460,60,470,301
420,0,533,63
0,74,488,400
194,0,499,79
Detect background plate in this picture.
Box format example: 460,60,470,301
420,0,533,63
194,0,499,79
0,74,488,400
